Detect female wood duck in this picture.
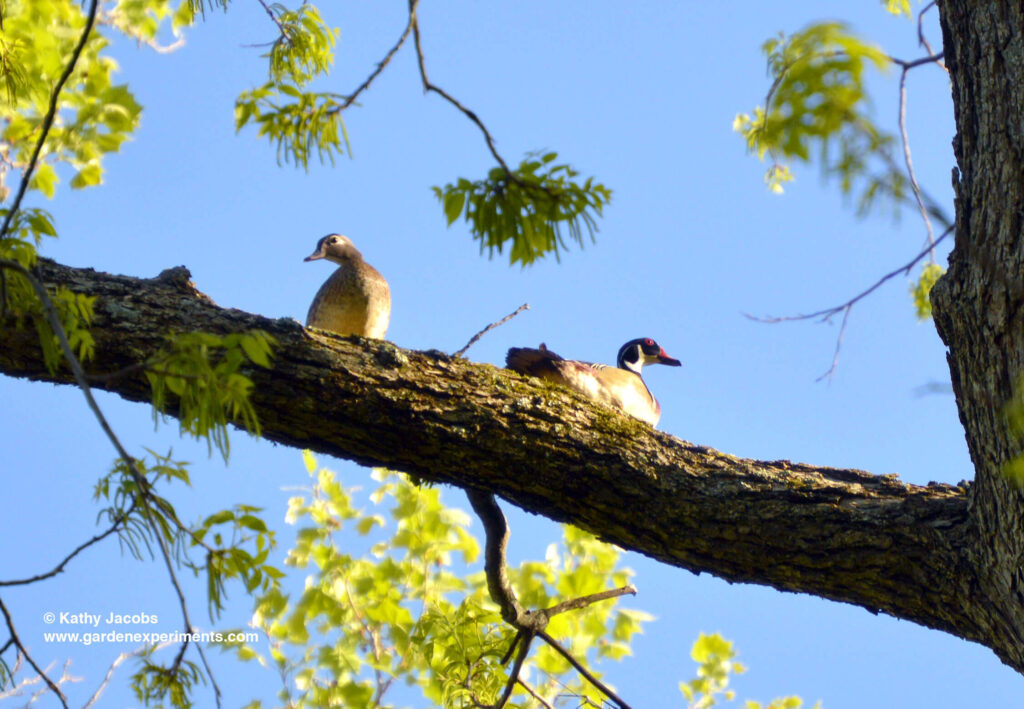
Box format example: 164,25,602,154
304,234,391,339
506,338,681,427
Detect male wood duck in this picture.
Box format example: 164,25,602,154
305,234,391,339
506,338,681,427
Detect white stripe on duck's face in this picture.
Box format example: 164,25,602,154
616,338,681,374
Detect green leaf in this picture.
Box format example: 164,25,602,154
443,189,465,226
29,163,58,198
910,262,945,321
70,162,103,189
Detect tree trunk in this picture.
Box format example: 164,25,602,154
1,257,1019,672
929,0,1024,675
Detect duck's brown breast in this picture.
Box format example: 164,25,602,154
306,261,391,338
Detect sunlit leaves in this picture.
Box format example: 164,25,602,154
235,83,350,169
680,632,744,707
910,261,944,321
735,23,905,218
146,330,277,460
233,2,343,170
884,0,912,18
680,633,817,709
230,456,646,708
265,3,337,86
0,0,144,201
433,151,612,266
192,505,283,621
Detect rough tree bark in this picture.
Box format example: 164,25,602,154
0,257,1016,673
2,0,1023,680
929,0,1024,677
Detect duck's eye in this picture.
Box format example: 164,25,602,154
644,338,654,346
329,236,339,243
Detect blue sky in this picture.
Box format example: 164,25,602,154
2,1,1021,706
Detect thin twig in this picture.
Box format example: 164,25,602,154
409,0,517,179
332,9,416,114
0,503,135,586
0,598,67,708
746,225,952,325
0,0,99,241
917,2,946,70
816,304,851,384
886,52,944,71
538,631,633,709
542,585,637,619
485,627,533,709
898,66,936,261
454,303,529,358
515,678,554,709
255,0,289,40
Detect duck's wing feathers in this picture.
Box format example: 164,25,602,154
506,347,660,426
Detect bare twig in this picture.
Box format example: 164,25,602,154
746,226,952,326
917,2,946,70
538,631,633,709
0,0,98,241
0,598,67,708
454,303,529,359
409,0,518,180
542,585,637,619
816,304,851,384
0,502,135,586
515,678,554,709
898,65,937,260
333,10,416,113
747,226,952,380
255,0,289,41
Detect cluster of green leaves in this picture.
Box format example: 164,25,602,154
1,0,144,200
433,151,612,266
218,454,647,708
680,633,818,709
147,329,277,460
733,22,904,217
0,207,97,371
132,649,204,709
910,261,945,321
234,3,349,169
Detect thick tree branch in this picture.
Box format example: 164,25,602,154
1,258,1016,671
